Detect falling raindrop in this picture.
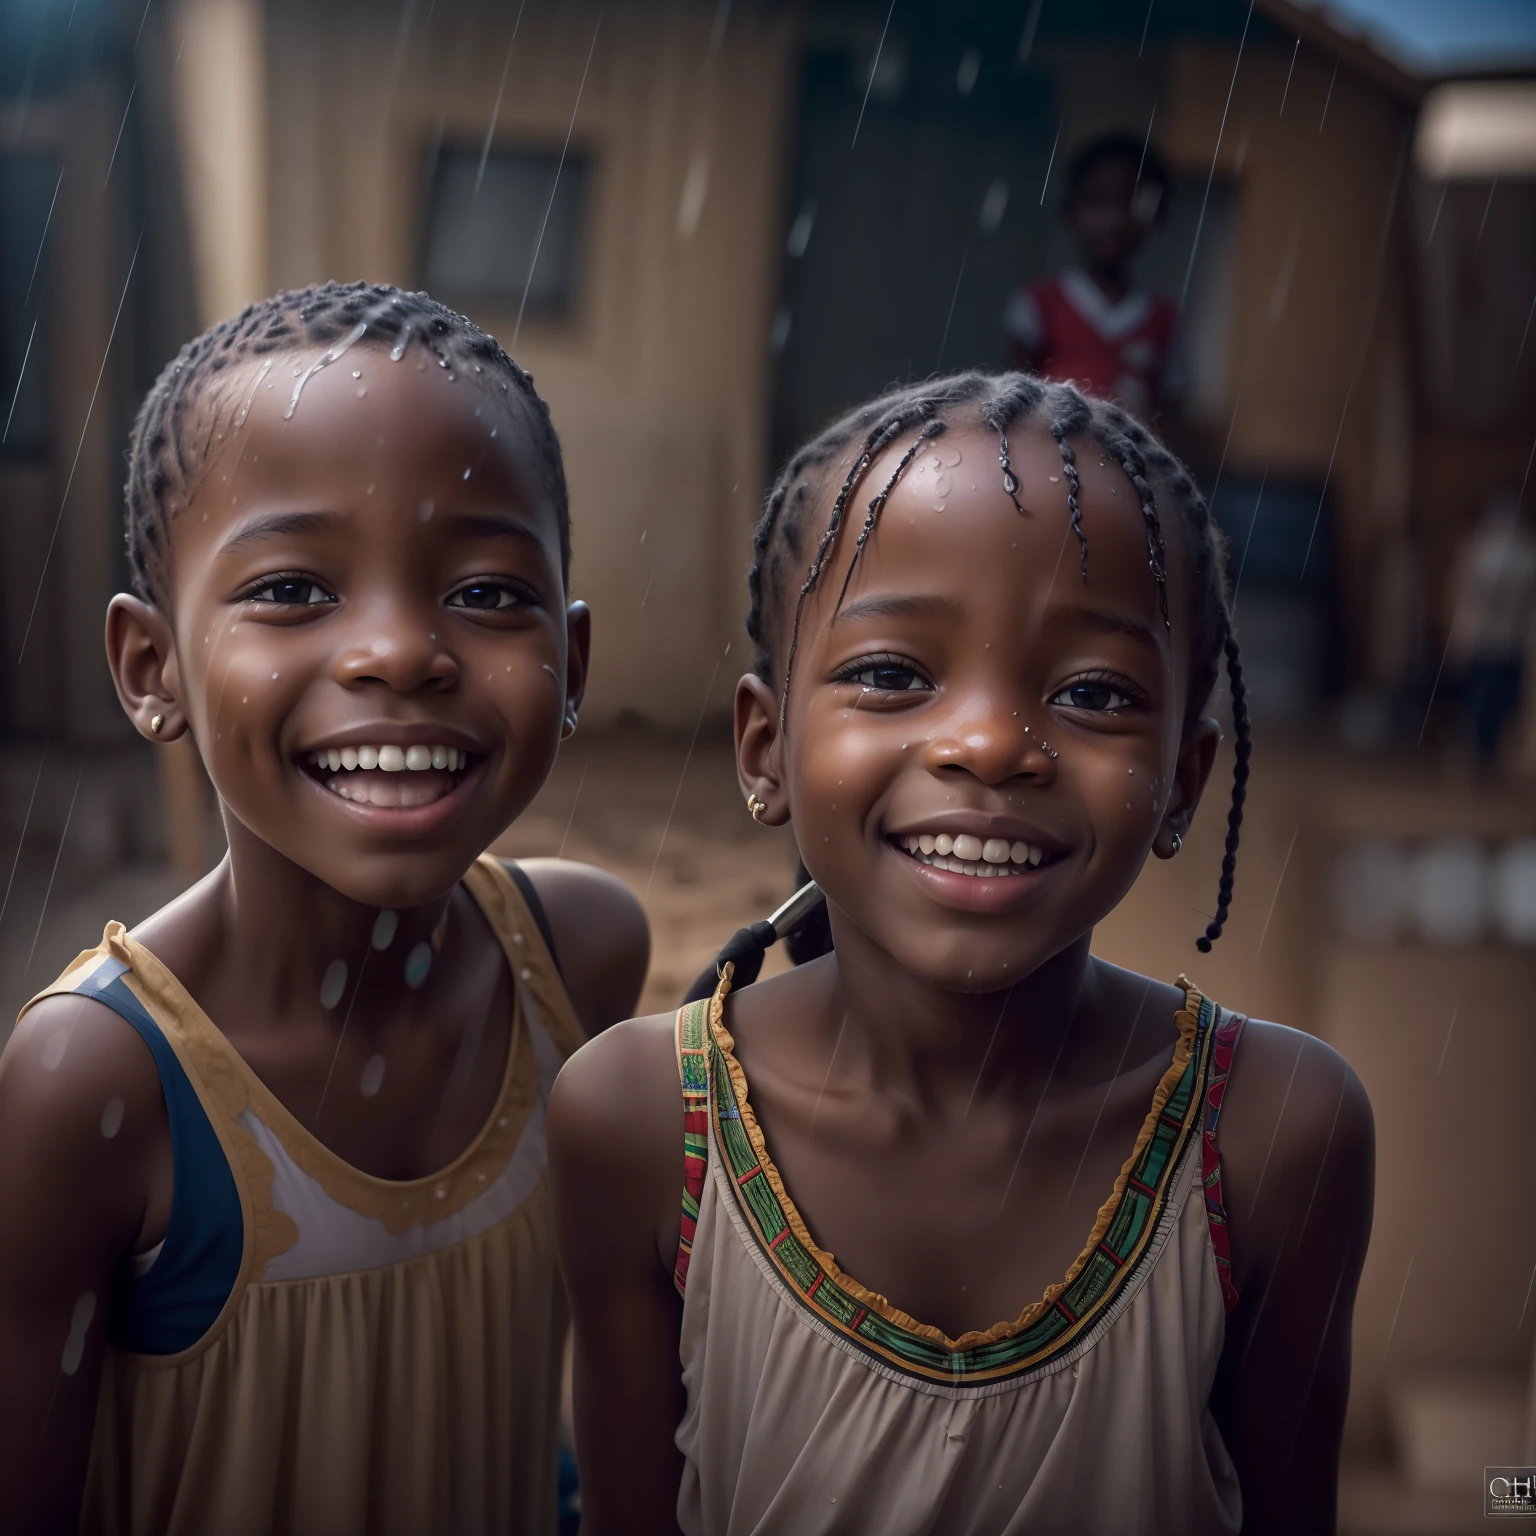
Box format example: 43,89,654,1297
100,1098,125,1138
956,47,981,96
359,1054,386,1098
320,960,348,1010
463,466,472,480
372,910,398,950
404,942,433,989
978,178,1009,233
786,201,817,258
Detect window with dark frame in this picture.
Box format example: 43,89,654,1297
422,143,591,321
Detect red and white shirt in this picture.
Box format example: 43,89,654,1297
1005,268,1183,423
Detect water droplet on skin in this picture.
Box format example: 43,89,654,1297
367,482,375,495
352,369,361,378
418,500,434,521
404,942,433,989
61,1291,96,1375
356,387,367,398
371,910,398,950
360,1054,386,1097
272,672,279,680
319,959,348,1010
100,1098,125,1138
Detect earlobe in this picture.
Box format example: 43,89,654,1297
735,673,788,825
105,593,186,742
563,600,592,724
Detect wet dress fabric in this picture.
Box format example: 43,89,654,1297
672,969,1247,1536
22,855,583,1536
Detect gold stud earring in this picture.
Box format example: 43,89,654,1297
150,714,165,735
747,793,767,824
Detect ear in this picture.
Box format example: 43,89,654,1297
105,594,187,742
562,600,591,736
1155,713,1221,858
735,672,788,825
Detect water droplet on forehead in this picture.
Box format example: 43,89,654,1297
356,387,367,398
101,1098,125,1138
352,369,361,379
320,959,348,1010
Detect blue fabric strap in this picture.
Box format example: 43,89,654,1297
76,959,244,1354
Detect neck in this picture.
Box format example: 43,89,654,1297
1083,263,1131,304
196,811,463,1026
812,906,1101,1107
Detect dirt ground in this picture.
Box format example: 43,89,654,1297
491,721,800,1014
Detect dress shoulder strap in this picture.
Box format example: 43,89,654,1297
1195,996,1249,1314
674,997,713,1296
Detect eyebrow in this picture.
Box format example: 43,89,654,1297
1074,607,1161,649
437,510,547,552
219,509,346,554
829,592,964,628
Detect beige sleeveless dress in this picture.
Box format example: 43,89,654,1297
671,969,1247,1536
22,855,583,1536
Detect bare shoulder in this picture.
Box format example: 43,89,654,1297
508,858,651,1036
0,992,168,1273
1216,1018,1375,1286
548,1010,682,1268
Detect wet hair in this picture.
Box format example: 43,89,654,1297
1066,131,1169,207
123,281,568,604
747,372,1248,959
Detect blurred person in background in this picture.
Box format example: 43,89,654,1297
1004,133,1185,427
1447,490,1536,769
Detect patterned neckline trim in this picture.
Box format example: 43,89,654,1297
696,969,1217,1386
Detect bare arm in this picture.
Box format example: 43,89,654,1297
1211,1023,1375,1536
548,1013,686,1536
0,994,169,1534
514,859,650,1037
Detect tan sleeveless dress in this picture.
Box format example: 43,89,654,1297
22,855,583,1536
671,969,1247,1536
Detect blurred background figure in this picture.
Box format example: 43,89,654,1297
1447,492,1536,769
1004,133,1184,425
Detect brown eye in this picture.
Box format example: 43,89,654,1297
447,583,521,610
249,577,332,606
1052,680,1132,712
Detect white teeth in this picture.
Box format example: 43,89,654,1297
313,744,467,780
898,831,1053,877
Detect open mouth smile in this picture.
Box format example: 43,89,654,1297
892,831,1062,878
301,743,476,810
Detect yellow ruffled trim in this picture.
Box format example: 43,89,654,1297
709,965,1203,1354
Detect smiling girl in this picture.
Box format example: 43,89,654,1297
0,283,648,1535
550,373,1373,1536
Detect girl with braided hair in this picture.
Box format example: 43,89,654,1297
551,372,1373,1536
0,282,649,1534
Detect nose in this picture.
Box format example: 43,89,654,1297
926,699,1054,786
333,598,459,694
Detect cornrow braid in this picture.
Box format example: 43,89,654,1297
743,370,1250,959
124,280,568,604
1197,624,1251,952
